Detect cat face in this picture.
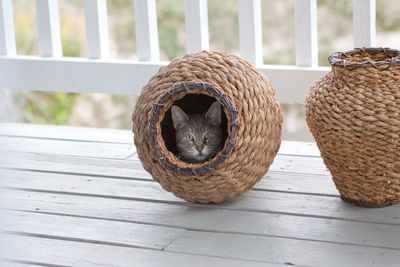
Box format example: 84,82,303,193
171,101,222,163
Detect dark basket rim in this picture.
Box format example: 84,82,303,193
328,47,400,70
148,81,239,177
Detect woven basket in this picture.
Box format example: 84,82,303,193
306,47,400,207
132,51,283,203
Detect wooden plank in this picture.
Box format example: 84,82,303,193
3,170,400,226
84,0,109,59
0,262,39,267
3,190,400,251
353,0,376,47
35,0,62,57
1,234,272,267
0,56,329,104
134,0,159,61
165,231,400,267
1,148,328,178
0,136,135,159
0,151,335,195
125,154,329,175
279,141,320,157
0,56,165,94
0,263,39,267
0,0,16,55
260,171,336,196
0,123,319,156
0,151,150,179
1,210,184,250
258,64,329,104
238,0,263,65
0,123,133,144
185,0,209,53
295,0,318,67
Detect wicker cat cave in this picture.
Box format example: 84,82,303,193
132,51,283,203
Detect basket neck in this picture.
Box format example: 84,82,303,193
332,64,399,84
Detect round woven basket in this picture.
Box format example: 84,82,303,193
305,47,400,207
132,51,283,203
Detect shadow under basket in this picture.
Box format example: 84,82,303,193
132,51,283,203
305,47,400,208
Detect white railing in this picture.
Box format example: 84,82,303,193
0,0,376,104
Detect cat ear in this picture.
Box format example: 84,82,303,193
205,101,221,126
171,105,189,130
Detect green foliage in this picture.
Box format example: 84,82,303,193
14,91,76,125
157,0,186,60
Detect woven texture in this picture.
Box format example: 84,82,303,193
132,51,283,203
306,48,400,207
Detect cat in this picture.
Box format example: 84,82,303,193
171,101,222,163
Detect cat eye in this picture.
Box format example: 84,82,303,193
204,132,212,140
185,134,194,141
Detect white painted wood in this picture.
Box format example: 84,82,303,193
4,169,400,226
1,210,184,250
295,0,318,67
1,148,328,176
0,136,135,159
84,0,109,59
0,123,133,144
35,0,62,57
279,140,320,157
0,262,38,267
4,189,400,251
0,56,329,103
0,123,319,156
0,56,165,95
185,0,209,53
165,231,400,267
134,0,159,61
238,0,263,65
353,0,376,47
0,150,336,195
0,0,16,55
258,65,330,104
0,151,150,179
259,171,336,196
1,234,270,267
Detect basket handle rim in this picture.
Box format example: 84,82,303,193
328,47,400,71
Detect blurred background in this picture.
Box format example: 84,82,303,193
2,0,400,141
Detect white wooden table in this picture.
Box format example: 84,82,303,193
0,123,399,267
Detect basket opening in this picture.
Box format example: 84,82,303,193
149,81,239,176
329,48,400,69
341,51,396,63
160,93,229,162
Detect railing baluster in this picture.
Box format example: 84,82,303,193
134,0,159,61
295,0,318,67
184,0,209,53
0,0,16,55
36,0,62,57
353,0,376,47
84,0,109,59
238,0,263,66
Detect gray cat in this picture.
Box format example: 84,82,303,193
171,101,222,163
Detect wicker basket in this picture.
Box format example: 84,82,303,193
306,47,400,207
132,51,283,203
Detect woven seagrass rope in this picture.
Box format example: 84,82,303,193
306,47,400,207
132,51,283,203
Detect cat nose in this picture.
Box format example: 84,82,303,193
195,145,203,153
